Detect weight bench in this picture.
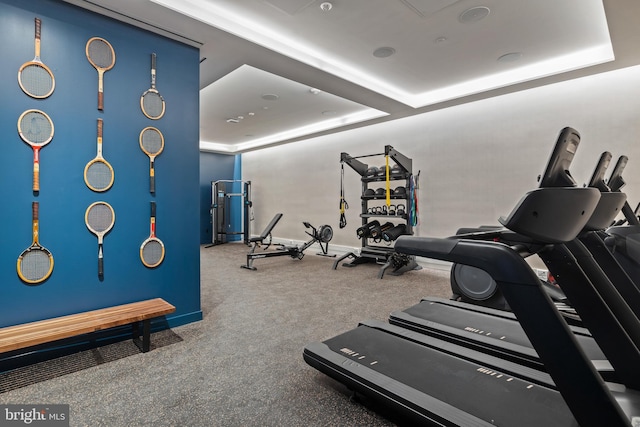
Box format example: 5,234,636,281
241,213,284,270
0,298,176,361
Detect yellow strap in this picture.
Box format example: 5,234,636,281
385,155,391,207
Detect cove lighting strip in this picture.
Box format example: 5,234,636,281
151,0,614,109
199,108,387,153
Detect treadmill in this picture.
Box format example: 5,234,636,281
389,145,639,378
599,154,640,290
303,129,640,426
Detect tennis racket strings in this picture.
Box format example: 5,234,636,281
140,128,163,154
19,250,52,282
142,240,164,266
19,110,53,144
85,161,113,190
87,203,113,233
20,64,54,99
86,38,114,70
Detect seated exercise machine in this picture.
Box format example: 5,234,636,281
303,128,640,426
241,213,334,270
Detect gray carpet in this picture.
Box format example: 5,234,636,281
0,243,451,426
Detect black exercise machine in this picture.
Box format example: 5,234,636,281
241,213,334,270
303,128,640,426
603,155,640,286
389,131,639,379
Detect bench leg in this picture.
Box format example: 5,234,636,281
132,320,151,353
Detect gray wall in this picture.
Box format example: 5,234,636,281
242,65,640,251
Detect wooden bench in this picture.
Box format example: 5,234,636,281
0,298,175,356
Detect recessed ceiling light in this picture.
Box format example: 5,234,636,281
434,36,447,44
261,93,279,101
459,6,490,23
309,88,322,95
322,110,337,116
319,2,332,12
226,118,239,123
497,52,523,63
373,47,396,58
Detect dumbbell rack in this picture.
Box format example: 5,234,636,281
333,145,420,278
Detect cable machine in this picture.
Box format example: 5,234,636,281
211,180,252,245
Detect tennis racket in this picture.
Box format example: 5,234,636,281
17,109,54,193
84,118,114,192
17,201,54,284
140,201,165,268
140,53,166,120
85,201,115,279
139,126,164,194
18,17,55,99
85,37,115,111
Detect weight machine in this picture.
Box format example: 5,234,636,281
211,180,251,245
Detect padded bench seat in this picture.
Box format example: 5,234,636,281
0,298,175,355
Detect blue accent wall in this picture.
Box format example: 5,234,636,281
199,152,237,244
0,0,202,329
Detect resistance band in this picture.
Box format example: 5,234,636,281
409,171,420,226
385,155,391,208
339,162,348,228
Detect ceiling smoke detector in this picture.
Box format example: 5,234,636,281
261,93,279,101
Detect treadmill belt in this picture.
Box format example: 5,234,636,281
306,322,578,426
393,299,606,365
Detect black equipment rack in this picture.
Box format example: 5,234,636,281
332,145,419,278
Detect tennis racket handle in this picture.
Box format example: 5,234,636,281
32,201,39,220
150,201,156,217
33,162,40,192
98,91,104,111
35,18,41,39
98,244,104,278
150,173,155,194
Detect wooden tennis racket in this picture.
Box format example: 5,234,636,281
85,37,115,111
17,201,54,284
18,17,55,99
85,201,115,279
140,53,165,120
84,118,114,192
139,126,164,194
17,109,54,193
140,201,165,268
